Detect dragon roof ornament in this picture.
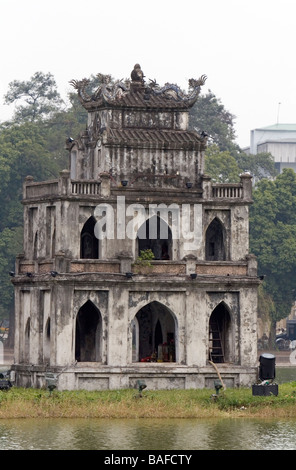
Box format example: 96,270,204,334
70,65,207,109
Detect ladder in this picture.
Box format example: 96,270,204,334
209,320,225,363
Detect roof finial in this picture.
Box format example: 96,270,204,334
130,64,145,92
131,64,144,83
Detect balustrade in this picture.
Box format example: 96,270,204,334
212,184,242,199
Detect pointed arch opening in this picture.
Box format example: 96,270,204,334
137,215,172,260
132,301,177,362
205,217,226,261
80,216,99,259
209,302,232,363
75,300,102,362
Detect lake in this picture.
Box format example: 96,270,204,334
0,366,295,451
0,416,295,450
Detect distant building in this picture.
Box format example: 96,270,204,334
246,124,296,173
11,65,259,391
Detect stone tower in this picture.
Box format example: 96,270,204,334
12,65,259,390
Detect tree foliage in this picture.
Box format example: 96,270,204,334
205,144,241,183
189,90,239,155
235,151,278,182
250,169,296,325
0,120,64,325
4,72,64,122
190,90,277,184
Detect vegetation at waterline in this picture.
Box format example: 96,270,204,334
0,385,296,419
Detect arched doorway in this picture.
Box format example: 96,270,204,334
75,300,102,362
132,301,177,362
80,216,99,259
137,215,172,260
205,218,226,261
209,302,231,363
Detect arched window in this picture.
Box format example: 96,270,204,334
80,216,99,259
75,300,102,362
137,215,172,260
132,301,177,362
209,302,232,363
205,218,226,261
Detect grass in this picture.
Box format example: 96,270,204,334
0,383,296,419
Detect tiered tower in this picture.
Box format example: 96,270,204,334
12,65,259,390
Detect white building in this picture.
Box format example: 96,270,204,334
247,124,296,173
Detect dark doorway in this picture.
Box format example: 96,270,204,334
80,216,99,259
137,215,172,260
133,301,176,362
205,218,226,261
154,319,163,353
75,300,102,362
209,303,231,363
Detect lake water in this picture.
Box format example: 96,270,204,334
0,416,296,450
0,366,295,451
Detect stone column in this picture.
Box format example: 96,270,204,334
184,254,197,275
58,170,71,196
99,172,111,197
240,172,253,200
107,287,129,368
201,174,212,199
118,252,133,274
246,254,258,277
23,175,34,199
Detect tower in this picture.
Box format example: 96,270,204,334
12,65,259,390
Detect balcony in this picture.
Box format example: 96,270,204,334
23,171,253,203
15,256,257,280
23,171,102,201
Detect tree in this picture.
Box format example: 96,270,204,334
205,144,241,182
3,72,64,122
189,90,239,155
235,151,278,182
0,121,61,328
249,169,296,338
0,122,59,225
0,226,23,345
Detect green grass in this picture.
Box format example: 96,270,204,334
0,383,295,419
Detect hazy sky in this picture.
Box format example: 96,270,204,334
1,0,296,148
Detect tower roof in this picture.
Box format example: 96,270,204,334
70,64,207,111
103,127,202,149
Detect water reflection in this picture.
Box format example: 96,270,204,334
0,417,296,450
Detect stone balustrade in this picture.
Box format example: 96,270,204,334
23,171,253,202
15,257,257,278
